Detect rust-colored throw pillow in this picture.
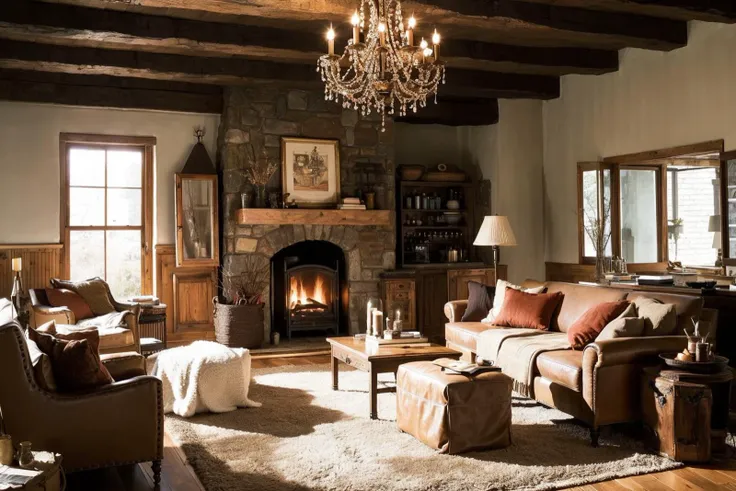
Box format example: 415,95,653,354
568,301,630,349
27,328,113,392
493,289,564,331
45,288,94,321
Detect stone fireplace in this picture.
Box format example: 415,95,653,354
218,86,396,342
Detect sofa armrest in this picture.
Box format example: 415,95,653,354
119,310,141,352
101,352,147,381
30,305,75,328
444,300,469,323
583,336,687,368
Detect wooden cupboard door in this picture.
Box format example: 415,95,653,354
418,271,448,343
447,267,506,301
382,279,416,332
173,269,215,332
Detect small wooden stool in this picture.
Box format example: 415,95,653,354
396,361,512,454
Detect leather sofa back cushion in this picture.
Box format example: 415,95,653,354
51,278,116,316
46,288,94,321
28,328,113,392
461,281,495,322
544,282,628,333
493,289,564,331
567,301,629,349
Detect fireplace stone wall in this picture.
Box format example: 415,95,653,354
218,86,396,340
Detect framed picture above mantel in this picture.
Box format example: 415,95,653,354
281,137,340,208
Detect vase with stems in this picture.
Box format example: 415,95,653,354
254,185,267,209
583,197,612,284
243,144,277,209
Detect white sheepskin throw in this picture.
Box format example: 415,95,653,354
148,341,261,417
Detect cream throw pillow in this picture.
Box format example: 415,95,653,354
597,317,645,341
634,297,677,336
481,280,546,324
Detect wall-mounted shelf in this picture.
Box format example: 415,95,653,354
236,209,391,227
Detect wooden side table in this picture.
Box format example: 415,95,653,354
138,303,167,355
0,451,62,490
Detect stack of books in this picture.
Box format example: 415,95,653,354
338,197,366,210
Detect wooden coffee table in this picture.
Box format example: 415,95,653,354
327,336,461,419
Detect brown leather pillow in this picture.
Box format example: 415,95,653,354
493,289,564,331
45,288,94,321
461,281,495,322
27,328,113,392
568,301,630,349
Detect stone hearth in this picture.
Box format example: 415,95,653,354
218,86,396,341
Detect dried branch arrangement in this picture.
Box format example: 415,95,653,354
582,183,611,255
244,144,278,186
221,255,269,305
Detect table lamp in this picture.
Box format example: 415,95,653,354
473,215,517,272
709,215,722,268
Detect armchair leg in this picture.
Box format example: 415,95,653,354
590,427,600,448
152,460,162,488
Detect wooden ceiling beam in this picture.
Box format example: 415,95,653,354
38,0,688,51
0,69,223,113
521,0,736,23
0,40,560,100
0,2,618,76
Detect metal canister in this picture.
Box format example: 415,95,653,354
448,248,459,263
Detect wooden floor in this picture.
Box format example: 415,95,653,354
67,355,735,491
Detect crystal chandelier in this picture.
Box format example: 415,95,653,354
317,0,446,130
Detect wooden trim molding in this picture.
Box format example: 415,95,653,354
603,140,724,165
59,133,157,146
236,209,392,226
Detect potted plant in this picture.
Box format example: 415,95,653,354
214,256,269,349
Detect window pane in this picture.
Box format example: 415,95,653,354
728,160,736,258
582,170,599,257
668,167,717,265
70,230,105,280
602,169,613,257
108,188,142,226
107,150,142,188
69,148,105,187
70,188,105,226
620,169,658,263
181,179,214,260
106,230,141,299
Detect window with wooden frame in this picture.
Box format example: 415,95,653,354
578,140,724,266
60,133,155,298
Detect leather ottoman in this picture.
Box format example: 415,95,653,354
396,361,512,454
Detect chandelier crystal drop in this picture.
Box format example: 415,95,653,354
317,0,446,131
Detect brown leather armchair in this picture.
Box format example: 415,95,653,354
0,318,163,483
29,280,141,354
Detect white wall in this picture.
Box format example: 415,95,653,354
0,102,219,245
395,101,546,283
543,21,736,263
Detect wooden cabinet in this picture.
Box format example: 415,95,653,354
382,278,416,332
381,265,506,344
447,265,507,302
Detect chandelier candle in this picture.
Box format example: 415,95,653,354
317,0,446,131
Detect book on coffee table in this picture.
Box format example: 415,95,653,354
433,358,501,376
366,334,429,348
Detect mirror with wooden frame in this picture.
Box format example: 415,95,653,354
175,173,219,268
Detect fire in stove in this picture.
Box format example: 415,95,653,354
289,273,330,314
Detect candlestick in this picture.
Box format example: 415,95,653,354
351,11,361,44
407,15,416,46
432,29,441,61
11,257,21,272
378,22,387,47
327,25,336,56
420,38,428,62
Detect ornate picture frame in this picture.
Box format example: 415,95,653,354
281,137,340,207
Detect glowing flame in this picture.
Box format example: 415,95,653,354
289,274,328,311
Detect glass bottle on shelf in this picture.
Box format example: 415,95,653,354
420,193,428,210
414,192,421,210
405,194,413,210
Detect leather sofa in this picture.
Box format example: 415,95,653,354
28,281,141,354
0,303,163,482
444,281,715,445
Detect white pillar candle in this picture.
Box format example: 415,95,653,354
11,257,22,272
366,307,376,335
372,310,384,337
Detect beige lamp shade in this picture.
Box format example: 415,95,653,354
474,216,517,247
708,215,721,233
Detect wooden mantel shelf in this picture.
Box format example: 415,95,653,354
236,209,392,227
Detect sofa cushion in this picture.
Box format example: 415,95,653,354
596,317,645,341
462,281,495,322
544,282,628,333
536,350,583,392
633,297,677,336
445,322,492,353
97,327,135,350
626,292,702,332
494,289,564,331
77,311,129,331
25,336,57,391
45,288,94,321
483,280,546,323
51,277,116,316
567,301,630,349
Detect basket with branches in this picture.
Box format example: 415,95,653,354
220,255,269,305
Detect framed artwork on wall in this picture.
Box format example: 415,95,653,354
281,137,340,207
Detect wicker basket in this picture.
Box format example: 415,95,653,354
213,298,265,349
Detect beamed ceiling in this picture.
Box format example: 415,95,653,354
0,0,732,125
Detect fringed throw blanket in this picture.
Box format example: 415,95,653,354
477,329,571,397
148,341,261,417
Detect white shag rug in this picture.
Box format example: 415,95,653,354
165,364,681,491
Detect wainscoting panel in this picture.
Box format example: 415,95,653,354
156,244,216,346
0,244,62,298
